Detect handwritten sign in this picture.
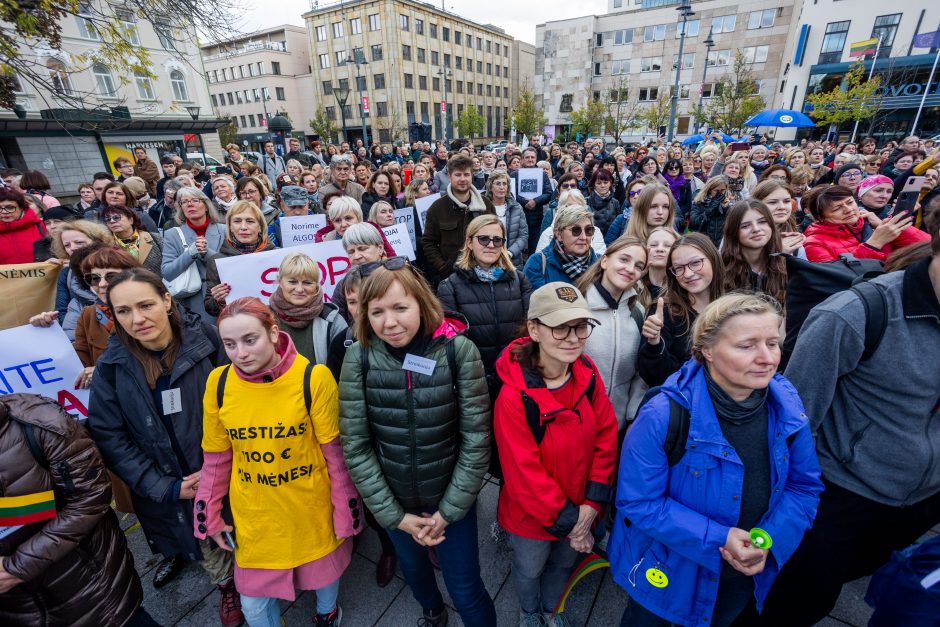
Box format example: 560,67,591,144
215,240,351,303
279,214,327,247
395,207,417,248
383,224,416,260
517,168,543,200
0,323,89,420
414,193,442,232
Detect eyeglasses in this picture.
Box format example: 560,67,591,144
0,203,20,213
566,225,595,238
670,257,706,277
559,183,577,190
628,188,645,197
474,235,505,248
103,214,124,223
180,198,203,206
840,172,862,180
84,271,122,286
667,165,681,171
538,320,596,340
360,255,409,277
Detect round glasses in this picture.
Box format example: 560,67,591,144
670,257,706,277
566,225,595,238
474,235,505,248
538,320,595,340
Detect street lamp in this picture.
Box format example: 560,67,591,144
696,27,715,132
667,0,696,141
437,67,453,144
342,50,369,147
185,105,207,164
333,86,350,145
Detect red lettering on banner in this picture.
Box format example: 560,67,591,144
58,390,88,418
260,267,278,298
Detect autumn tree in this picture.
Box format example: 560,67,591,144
805,58,882,129
639,92,672,136
508,80,547,139
375,110,407,143
216,115,239,147
705,50,766,132
456,101,486,142
604,78,640,144
309,106,338,143
569,92,607,139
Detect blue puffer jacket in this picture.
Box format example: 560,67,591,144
608,360,823,626
523,241,598,289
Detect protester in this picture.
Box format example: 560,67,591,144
339,261,496,627
101,204,162,276
720,200,787,304
100,181,158,232
32,205,72,261
320,155,365,202
525,205,599,289
235,176,279,227
510,148,555,254
331,222,393,321
643,226,680,300
49,220,112,338
367,200,396,227
586,168,621,236
19,170,59,209
132,147,160,195
855,174,895,221
0,186,46,264
750,181,806,256
606,177,651,244
625,184,679,243
611,293,823,627
87,268,241,625
361,170,401,215
690,177,733,247
662,158,692,227
483,170,528,266
494,282,618,626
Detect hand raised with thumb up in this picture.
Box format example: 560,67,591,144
642,297,666,346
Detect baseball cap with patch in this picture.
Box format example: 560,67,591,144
280,185,309,206
527,282,600,328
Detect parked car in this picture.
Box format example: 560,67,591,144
485,140,508,151
185,152,224,167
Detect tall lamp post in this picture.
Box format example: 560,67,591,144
343,50,369,147
696,27,715,132
333,86,350,146
185,105,207,163
667,0,696,141
437,67,453,144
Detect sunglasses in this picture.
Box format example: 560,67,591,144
103,214,125,223
474,235,505,248
667,165,681,171
629,189,645,197
360,255,409,277
84,271,122,286
559,183,578,190
566,225,595,238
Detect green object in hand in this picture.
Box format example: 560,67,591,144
750,527,773,550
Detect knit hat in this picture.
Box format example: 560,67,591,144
856,175,894,200
834,163,863,182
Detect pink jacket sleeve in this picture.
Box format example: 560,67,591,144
193,450,232,540
321,439,364,538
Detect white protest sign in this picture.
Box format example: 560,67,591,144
395,207,417,247
0,323,89,420
517,168,544,200
383,224,416,260
215,240,351,303
415,193,442,232
279,214,327,247
510,176,517,199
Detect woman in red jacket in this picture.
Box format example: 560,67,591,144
801,185,928,263
494,281,618,627
0,186,46,265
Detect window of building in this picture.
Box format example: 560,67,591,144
134,71,155,99
369,14,380,30
405,73,414,88
257,62,265,75
226,93,233,105
595,33,603,47
116,9,139,45
711,15,736,34
457,57,464,70
701,83,715,98
678,19,699,38
406,101,415,118
455,31,462,45
335,50,346,65
248,64,256,77
706,49,731,67
611,59,627,74
155,21,176,51
819,21,850,64
253,88,261,101
456,80,463,94
238,115,244,127
76,3,100,40
356,76,366,91
614,29,632,45
316,25,327,41
477,83,483,96
594,62,602,76
487,84,492,96
638,87,659,101
641,57,662,72
443,27,450,42
747,9,775,30
235,91,243,104
644,24,666,42
872,14,902,54
477,37,482,50
486,62,492,75
419,75,428,89
170,69,189,101
350,18,361,34
237,65,245,79
614,0,623,6
417,48,426,63
375,101,387,116
433,76,440,91
466,60,473,74
275,86,285,100
400,14,409,30
415,18,424,35
403,45,412,60
246,89,254,102
332,21,344,38
431,51,439,65
374,74,385,89
486,39,492,53
319,53,330,69
673,52,694,69
372,44,383,61
338,78,349,90
210,94,218,107
477,60,483,72
262,87,270,101
322,80,333,95
91,63,116,97
430,23,437,38
444,53,451,68
742,45,769,63
324,107,335,121
559,93,573,112
271,62,281,75
495,85,501,97
421,101,430,122
504,66,509,78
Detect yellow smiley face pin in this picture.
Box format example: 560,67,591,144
645,567,669,588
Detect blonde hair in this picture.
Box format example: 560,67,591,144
557,188,586,208
575,236,646,296
52,219,112,259
691,292,782,363
553,204,594,232
225,200,265,235
693,176,729,204
457,214,515,271
277,251,321,282
626,184,676,242
367,200,395,223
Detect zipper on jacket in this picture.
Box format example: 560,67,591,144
407,371,419,502
56,461,75,495
610,307,619,385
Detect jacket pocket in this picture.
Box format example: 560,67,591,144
838,420,873,465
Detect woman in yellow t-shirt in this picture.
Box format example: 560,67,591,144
194,296,362,627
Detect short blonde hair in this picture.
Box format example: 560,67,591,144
553,204,594,232
691,292,782,363
457,214,515,271
278,251,321,283
52,220,112,259
225,200,265,237
327,196,362,222
367,200,394,223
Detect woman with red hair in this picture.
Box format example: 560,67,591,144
195,297,361,627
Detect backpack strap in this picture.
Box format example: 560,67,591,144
17,419,50,469
664,397,690,467
850,281,888,362
216,365,231,409
523,356,595,447
629,305,644,334
540,251,547,275
302,361,314,414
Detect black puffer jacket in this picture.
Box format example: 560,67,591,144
689,194,728,248
339,317,491,529
0,394,142,627
437,267,532,381
87,312,227,560
587,191,621,236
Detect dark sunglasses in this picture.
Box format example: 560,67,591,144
629,189,645,197
667,165,681,170
474,235,505,248
360,255,409,277
559,183,578,190
103,214,124,223
84,271,122,286
566,225,595,238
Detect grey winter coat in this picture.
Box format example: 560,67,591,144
494,195,529,264
161,223,226,321
63,270,97,341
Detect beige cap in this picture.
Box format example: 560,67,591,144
527,282,600,328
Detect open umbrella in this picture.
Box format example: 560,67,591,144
744,109,816,128
681,134,705,146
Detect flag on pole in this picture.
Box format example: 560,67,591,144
913,30,940,49
849,38,879,58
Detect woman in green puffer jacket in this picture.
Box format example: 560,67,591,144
338,259,496,627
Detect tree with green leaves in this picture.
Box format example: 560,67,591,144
805,58,882,128
639,92,672,136
456,100,486,142
309,106,338,143
216,115,238,147
507,80,547,139
569,92,607,139
0,1,241,109
705,50,766,133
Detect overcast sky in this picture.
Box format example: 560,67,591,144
235,0,608,45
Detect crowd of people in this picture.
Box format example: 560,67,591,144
1,130,939,627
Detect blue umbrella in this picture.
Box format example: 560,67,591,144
681,134,704,146
744,108,816,128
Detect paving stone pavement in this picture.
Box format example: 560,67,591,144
125,477,938,626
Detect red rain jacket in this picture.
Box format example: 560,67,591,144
803,217,929,263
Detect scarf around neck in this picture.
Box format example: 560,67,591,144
268,285,324,328
187,219,209,237
662,171,686,201
554,241,592,280
447,183,487,212
474,266,505,283
234,331,297,383
228,235,267,255
704,367,768,425
116,230,141,258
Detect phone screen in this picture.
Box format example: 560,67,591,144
730,143,749,152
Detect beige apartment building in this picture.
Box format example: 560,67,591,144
304,0,514,144
202,25,317,151
536,0,796,143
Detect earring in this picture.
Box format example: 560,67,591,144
167,309,173,316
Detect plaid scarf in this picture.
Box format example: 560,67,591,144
554,241,592,281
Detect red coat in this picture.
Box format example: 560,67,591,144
803,217,929,263
494,337,618,540
0,210,45,265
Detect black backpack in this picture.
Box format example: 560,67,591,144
781,254,888,369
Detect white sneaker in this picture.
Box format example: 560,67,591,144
519,609,546,626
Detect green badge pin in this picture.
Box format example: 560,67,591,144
750,528,773,549
645,567,669,588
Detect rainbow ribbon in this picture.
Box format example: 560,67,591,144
552,552,610,615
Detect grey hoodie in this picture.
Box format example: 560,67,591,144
784,258,940,507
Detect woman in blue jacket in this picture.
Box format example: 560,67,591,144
609,292,823,627
524,205,598,289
